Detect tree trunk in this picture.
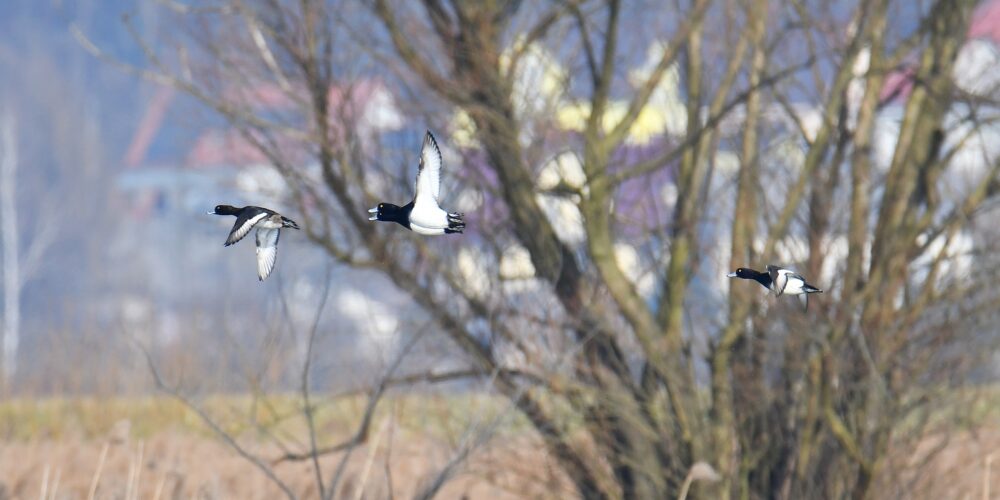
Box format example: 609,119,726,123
0,108,20,389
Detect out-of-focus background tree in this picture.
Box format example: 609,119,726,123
2,0,1000,498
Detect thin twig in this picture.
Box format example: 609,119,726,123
48,468,60,500
152,470,168,500
133,441,145,500
39,464,49,500
137,341,299,500
352,418,390,500
87,442,109,500
272,367,542,463
300,265,335,498
324,324,430,500
984,452,994,500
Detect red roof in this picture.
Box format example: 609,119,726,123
969,0,1000,40
185,129,272,168
125,79,397,169
880,0,1000,103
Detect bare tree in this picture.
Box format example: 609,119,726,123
0,105,58,389
82,0,1000,497
0,107,19,388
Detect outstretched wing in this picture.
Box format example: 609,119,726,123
226,210,267,246
413,131,442,206
255,227,281,281
786,273,818,295
787,272,810,286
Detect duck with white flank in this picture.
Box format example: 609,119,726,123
728,265,823,308
209,205,300,281
368,131,465,235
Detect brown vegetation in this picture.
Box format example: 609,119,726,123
0,397,572,499
0,397,997,499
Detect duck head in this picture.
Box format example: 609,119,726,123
727,268,753,279
368,203,405,223
209,204,240,216
728,267,772,290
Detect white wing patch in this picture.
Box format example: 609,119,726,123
768,266,809,296
255,228,280,281
414,131,443,207
409,203,449,230
227,212,267,246
782,277,807,295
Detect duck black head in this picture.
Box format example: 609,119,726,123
368,202,408,225
210,204,240,216
727,267,772,289
728,268,756,279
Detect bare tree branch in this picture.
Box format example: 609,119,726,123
138,342,299,500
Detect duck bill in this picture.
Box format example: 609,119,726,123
726,271,737,278
368,206,378,221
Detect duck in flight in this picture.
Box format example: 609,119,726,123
728,265,822,308
209,205,300,281
368,131,465,235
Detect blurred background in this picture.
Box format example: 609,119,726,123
0,0,437,396
1,0,999,498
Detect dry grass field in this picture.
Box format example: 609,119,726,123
0,395,575,499
0,393,996,499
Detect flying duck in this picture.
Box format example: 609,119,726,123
368,131,465,235
728,265,822,307
209,205,300,281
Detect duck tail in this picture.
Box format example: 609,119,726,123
447,212,465,234
803,284,823,293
